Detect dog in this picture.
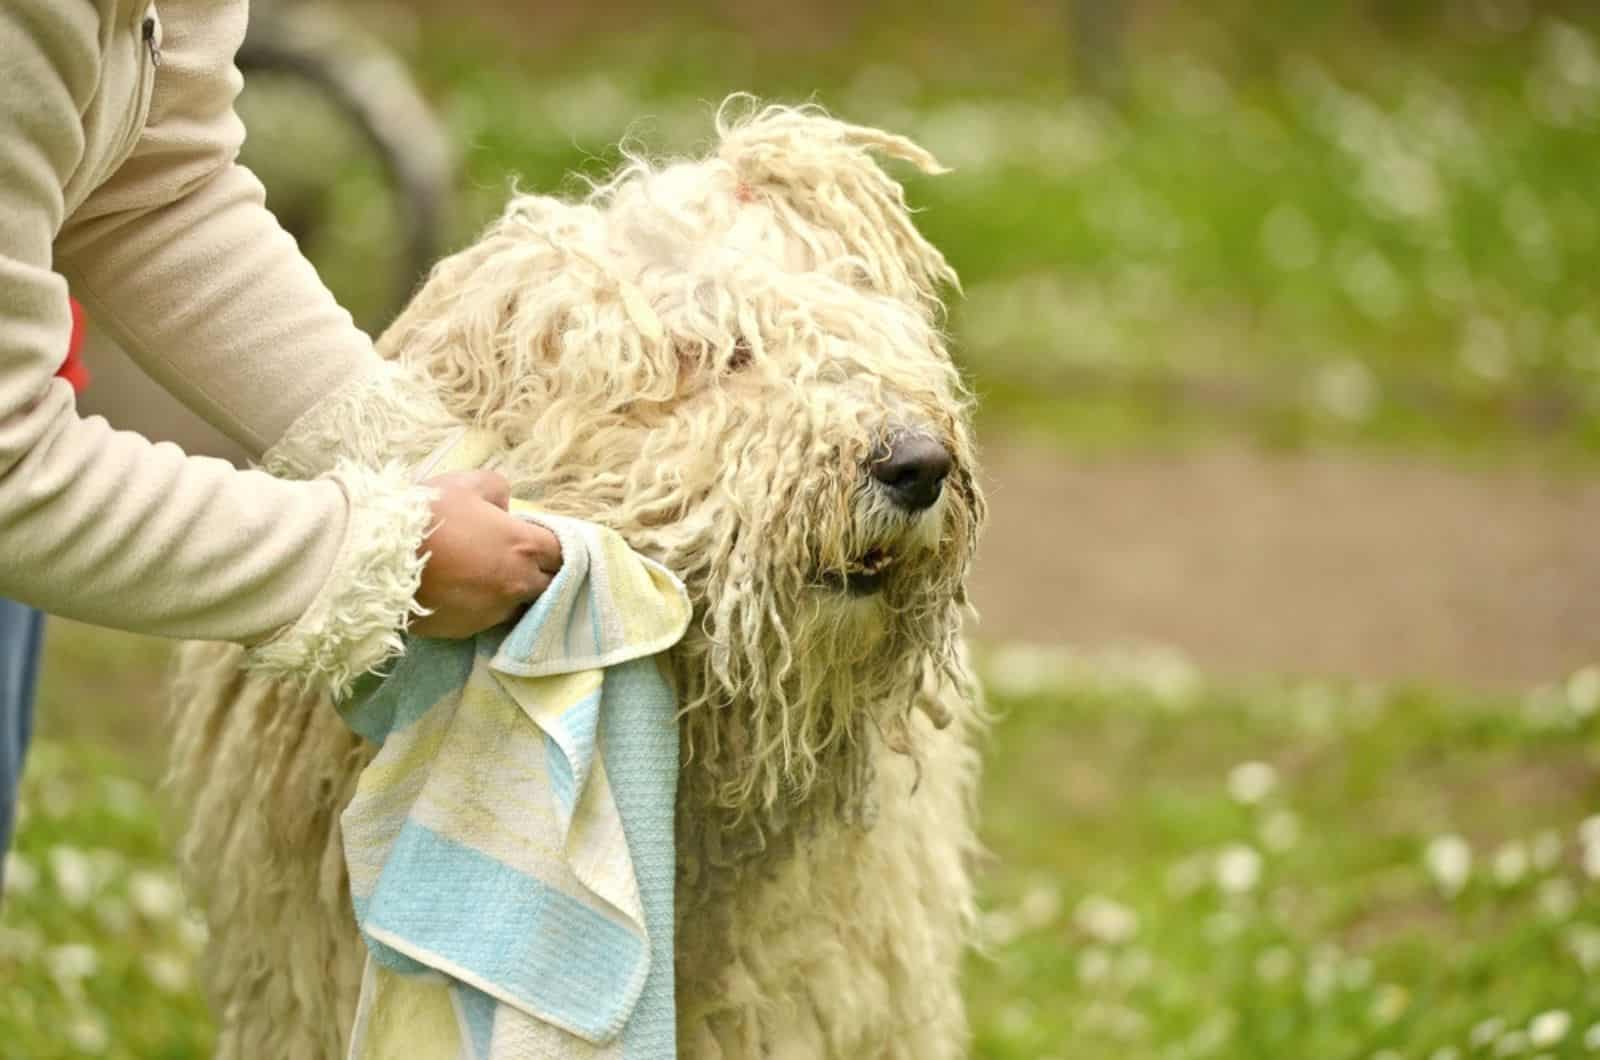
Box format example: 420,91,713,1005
169,99,986,1058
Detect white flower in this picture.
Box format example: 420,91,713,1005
2,852,39,898
0,925,43,963
1369,983,1409,1026
1075,894,1139,945
1581,814,1600,877
983,643,1073,699
1538,878,1578,920
1116,947,1154,987
1530,1010,1572,1048
141,952,191,994
1569,666,1600,717
93,896,132,935
1337,243,1406,323
980,909,1020,948
1459,312,1514,380
1205,909,1245,943
1472,1018,1508,1049
177,914,209,952
1188,1010,1238,1055
86,847,124,887
1532,830,1564,871
1584,840,1600,881
1566,924,1600,971
1581,815,1600,848
1215,844,1263,895
1312,358,1379,421
128,870,184,922
916,102,1005,173
1076,946,1112,985
1492,841,1530,887
46,943,99,984
1131,645,1201,706
48,845,95,908
1018,884,1062,929
1425,834,1472,897
1583,1021,1600,1050
1255,946,1295,985
1228,761,1278,805
996,1001,1033,1040
1361,148,1444,220
1087,1000,1148,1041
1261,810,1301,852
1293,683,1339,731
1494,1029,1530,1056
1304,958,1338,1005
65,1012,109,1055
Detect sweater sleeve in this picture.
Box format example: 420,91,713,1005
55,0,388,454
0,0,433,695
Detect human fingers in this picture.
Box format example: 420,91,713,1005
512,520,564,577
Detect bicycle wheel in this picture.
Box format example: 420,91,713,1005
236,8,452,331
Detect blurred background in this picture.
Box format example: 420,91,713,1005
5,0,1600,1056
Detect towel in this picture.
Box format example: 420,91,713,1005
338,503,691,1060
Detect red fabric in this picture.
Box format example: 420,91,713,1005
57,298,91,393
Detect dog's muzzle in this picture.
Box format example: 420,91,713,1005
868,432,951,513
819,432,952,597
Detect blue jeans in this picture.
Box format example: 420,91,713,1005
0,599,43,871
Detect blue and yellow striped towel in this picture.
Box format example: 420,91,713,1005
338,506,690,1059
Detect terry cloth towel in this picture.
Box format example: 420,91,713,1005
338,505,691,1060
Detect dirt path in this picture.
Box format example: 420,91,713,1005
970,443,1600,690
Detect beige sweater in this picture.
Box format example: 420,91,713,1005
0,0,443,693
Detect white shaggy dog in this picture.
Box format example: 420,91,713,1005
169,101,986,1059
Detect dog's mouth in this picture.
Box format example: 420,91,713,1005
823,546,897,596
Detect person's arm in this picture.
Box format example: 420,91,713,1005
56,0,563,659
54,0,403,457
0,0,426,695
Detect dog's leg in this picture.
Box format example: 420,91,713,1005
676,687,983,1059
170,643,372,1059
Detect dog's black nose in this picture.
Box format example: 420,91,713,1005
870,434,952,511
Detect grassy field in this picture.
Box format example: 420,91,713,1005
4,628,1600,1058
970,646,1600,1059
6,2,1600,1057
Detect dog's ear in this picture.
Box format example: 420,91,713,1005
376,195,611,429
714,97,959,312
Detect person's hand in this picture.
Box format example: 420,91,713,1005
409,470,562,639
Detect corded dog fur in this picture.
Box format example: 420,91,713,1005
168,99,987,1059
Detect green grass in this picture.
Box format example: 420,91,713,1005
0,743,211,1060
968,645,1600,1058
6,628,1600,1058
9,5,1600,1056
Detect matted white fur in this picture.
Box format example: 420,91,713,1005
169,98,986,1058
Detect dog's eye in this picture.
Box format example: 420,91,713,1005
727,338,754,373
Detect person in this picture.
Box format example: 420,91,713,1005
0,0,562,867
0,600,42,862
